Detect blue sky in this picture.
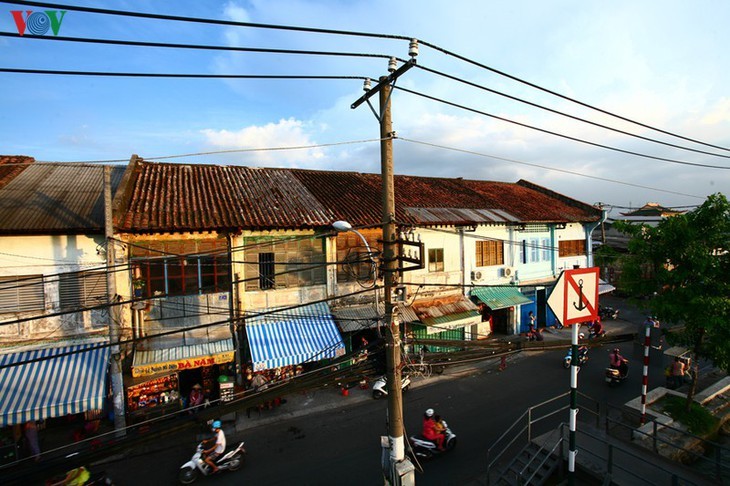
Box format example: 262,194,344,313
1,0,729,215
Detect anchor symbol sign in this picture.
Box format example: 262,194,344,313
546,267,599,327
573,279,587,311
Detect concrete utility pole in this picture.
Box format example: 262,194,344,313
379,78,408,473
104,166,126,433
351,46,418,485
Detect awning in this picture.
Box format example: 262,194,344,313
0,343,110,426
132,339,235,378
471,286,533,310
246,302,346,372
599,279,616,295
332,303,385,333
410,295,481,335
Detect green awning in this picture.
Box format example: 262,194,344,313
471,287,532,310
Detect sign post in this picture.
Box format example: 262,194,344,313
547,267,599,486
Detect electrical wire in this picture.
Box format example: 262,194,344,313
414,64,730,161
0,68,367,80
6,1,726,155
0,31,394,60
397,137,705,199
394,87,730,171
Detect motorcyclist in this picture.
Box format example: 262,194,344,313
588,319,604,339
609,348,628,377
203,420,226,474
422,408,445,450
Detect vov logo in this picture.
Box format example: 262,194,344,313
11,10,67,36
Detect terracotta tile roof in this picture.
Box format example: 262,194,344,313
117,162,335,232
117,161,601,233
0,155,34,191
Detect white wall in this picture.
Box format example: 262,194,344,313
0,234,112,342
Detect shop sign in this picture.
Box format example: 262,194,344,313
132,350,235,378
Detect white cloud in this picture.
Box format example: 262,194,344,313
200,118,326,166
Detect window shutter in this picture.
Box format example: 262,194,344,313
0,275,45,313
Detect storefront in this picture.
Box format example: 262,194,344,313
244,302,346,372
470,286,533,335
0,342,110,463
129,339,236,422
404,295,482,352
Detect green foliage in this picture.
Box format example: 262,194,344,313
615,194,730,374
661,395,718,435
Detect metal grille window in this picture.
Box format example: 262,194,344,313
244,236,326,291
59,270,108,308
428,248,444,272
476,240,504,267
558,239,586,257
131,239,231,297
0,275,45,314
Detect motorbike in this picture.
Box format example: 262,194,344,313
598,305,619,320
178,440,246,484
563,345,588,368
409,420,457,459
605,361,629,386
372,374,411,399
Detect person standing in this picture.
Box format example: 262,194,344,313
671,357,687,389
23,421,40,462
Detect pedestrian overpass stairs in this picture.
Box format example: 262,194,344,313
492,441,562,486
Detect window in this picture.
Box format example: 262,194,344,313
559,239,586,257
541,238,551,261
0,275,45,314
336,229,381,283
475,240,504,267
529,238,540,263
59,270,107,308
244,236,326,290
428,248,444,272
258,253,275,290
131,239,231,297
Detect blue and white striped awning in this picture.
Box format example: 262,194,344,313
0,343,110,426
246,302,346,372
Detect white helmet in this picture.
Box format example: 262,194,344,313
579,333,585,339
425,408,434,417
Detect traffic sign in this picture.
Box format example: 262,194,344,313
547,267,599,326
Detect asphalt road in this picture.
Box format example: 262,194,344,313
99,339,669,486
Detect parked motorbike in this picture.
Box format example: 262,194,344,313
605,361,629,386
409,421,457,459
372,374,411,399
598,305,619,320
563,345,588,368
178,440,246,484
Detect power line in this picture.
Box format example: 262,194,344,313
0,68,367,80
7,1,725,155
415,64,730,161
5,1,411,41
416,40,730,153
397,137,705,199
394,86,730,171
0,31,394,60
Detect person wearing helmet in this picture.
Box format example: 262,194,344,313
422,408,445,450
609,348,628,377
203,420,226,474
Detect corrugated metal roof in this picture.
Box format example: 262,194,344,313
331,303,385,332
0,156,33,191
470,287,533,310
0,163,125,234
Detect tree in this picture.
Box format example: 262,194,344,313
615,193,730,410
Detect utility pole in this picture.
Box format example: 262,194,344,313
352,43,418,485
379,77,408,475
104,165,126,434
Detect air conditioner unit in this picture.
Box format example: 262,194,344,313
502,266,515,277
471,270,483,281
